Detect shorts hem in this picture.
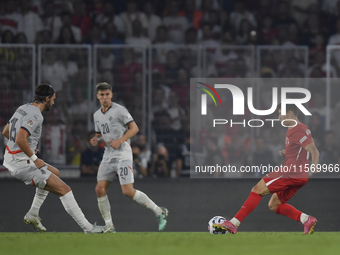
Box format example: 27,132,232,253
97,178,113,182
120,180,134,185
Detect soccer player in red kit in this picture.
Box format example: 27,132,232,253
214,104,320,234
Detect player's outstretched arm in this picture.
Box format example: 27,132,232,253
2,123,9,140
16,128,46,168
110,121,139,149
305,142,320,173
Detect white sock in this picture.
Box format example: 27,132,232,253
300,213,309,224
60,191,92,231
230,217,241,227
29,188,49,217
98,195,113,227
133,190,162,216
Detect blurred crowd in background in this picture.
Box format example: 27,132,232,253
0,0,340,178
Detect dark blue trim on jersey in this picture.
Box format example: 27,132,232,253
96,131,101,134
101,104,112,114
20,126,31,136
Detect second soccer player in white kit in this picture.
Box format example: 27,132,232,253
91,82,168,232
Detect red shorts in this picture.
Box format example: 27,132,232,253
263,171,308,203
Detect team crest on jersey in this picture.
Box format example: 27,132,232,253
27,120,34,127
285,138,289,145
109,116,113,122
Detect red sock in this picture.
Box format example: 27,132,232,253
275,203,302,222
234,192,262,222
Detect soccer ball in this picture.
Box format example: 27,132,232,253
208,216,228,234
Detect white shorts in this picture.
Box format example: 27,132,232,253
3,157,52,189
97,159,134,185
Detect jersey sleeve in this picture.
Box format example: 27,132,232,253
119,106,134,125
20,114,43,136
94,114,101,134
291,128,313,148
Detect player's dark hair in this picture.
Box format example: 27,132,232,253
34,83,55,103
96,82,112,93
277,103,299,117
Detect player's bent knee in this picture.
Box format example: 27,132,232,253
63,184,71,194
52,169,60,177
268,202,278,212
251,185,261,194
95,186,106,197
122,189,134,198
251,180,270,196
56,184,71,196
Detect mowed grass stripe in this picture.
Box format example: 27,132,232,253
0,232,339,255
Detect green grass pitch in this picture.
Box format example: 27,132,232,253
0,232,339,255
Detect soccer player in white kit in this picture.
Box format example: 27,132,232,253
91,82,168,232
2,83,110,233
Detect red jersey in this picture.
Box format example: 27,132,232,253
284,122,313,177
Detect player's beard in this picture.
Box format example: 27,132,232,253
45,101,52,111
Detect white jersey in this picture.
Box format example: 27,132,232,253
4,104,43,161
94,103,134,161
